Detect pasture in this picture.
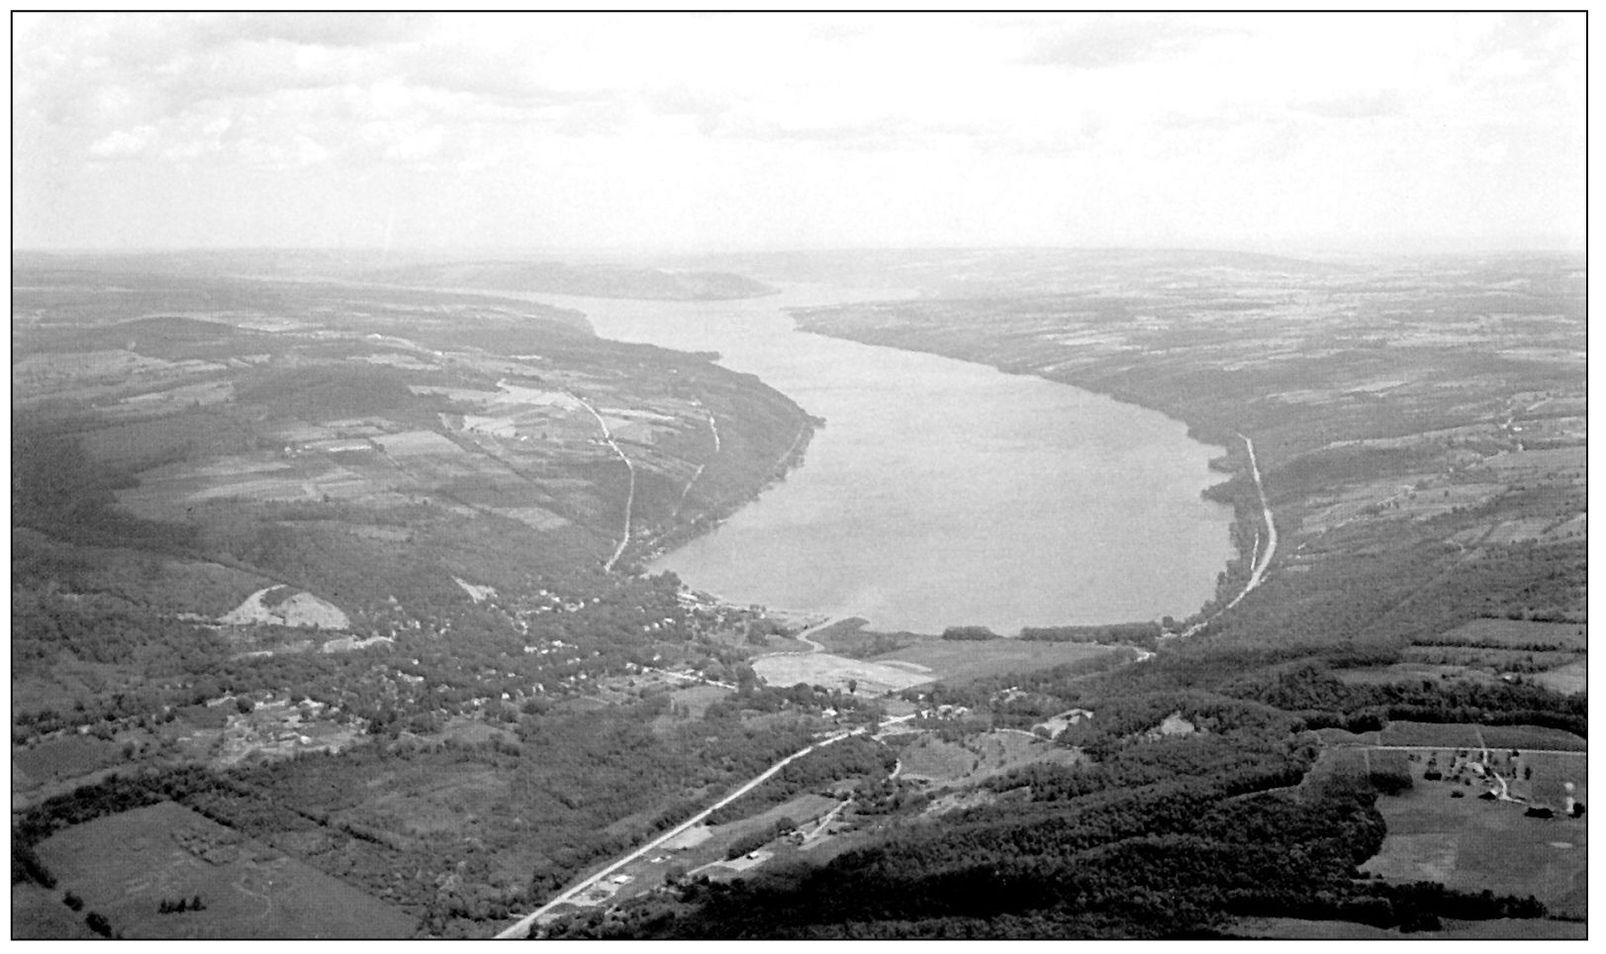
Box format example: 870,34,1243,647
1373,721,1585,753
1376,721,1483,748
1425,618,1586,652
11,735,124,790
1528,660,1586,696
753,652,932,695
1334,663,1501,688
717,793,839,842
1477,724,1587,752
12,883,98,939
1400,645,1580,672
33,801,416,938
872,636,1123,685
1505,751,1588,806
1360,753,1587,919
1231,917,1586,940
895,729,1080,787
896,737,976,783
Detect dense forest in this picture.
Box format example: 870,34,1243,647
546,690,1548,939
546,603,1577,939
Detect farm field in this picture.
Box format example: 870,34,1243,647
1399,645,1580,672
1359,755,1587,919
753,652,932,695
1376,721,1484,748
12,883,100,939
871,636,1123,684
1377,616,1588,691
12,735,125,790
1230,916,1586,940
1528,661,1586,696
1372,721,1586,752
29,801,416,939
895,736,975,782
894,728,1082,787
1477,724,1588,752
1424,618,1586,652
1333,663,1502,688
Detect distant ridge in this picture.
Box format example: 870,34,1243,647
364,260,776,301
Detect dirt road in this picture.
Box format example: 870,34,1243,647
570,391,635,572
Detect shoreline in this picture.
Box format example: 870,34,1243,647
778,311,1266,635
581,281,1252,636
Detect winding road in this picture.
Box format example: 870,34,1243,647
1181,432,1276,636
672,405,721,520
1225,432,1277,611
758,615,848,659
569,391,636,572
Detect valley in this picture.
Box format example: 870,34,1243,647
11,248,1586,941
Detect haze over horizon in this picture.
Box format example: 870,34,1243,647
12,12,1585,255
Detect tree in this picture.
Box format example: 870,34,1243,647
85,912,112,938
847,679,858,696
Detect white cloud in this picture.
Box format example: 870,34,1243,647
11,11,1586,251
88,126,156,159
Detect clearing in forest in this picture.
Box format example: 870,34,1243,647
30,801,414,939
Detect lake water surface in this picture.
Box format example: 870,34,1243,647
543,285,1235,634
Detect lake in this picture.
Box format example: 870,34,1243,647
542,285,1236,634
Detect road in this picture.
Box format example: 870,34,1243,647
1225,432,1277,610
672,405,720,520
801,799,851,845
1181,432,1277,636
760,615,849,658
1345,743,1585,757
570,390,635,573
494,712,915,938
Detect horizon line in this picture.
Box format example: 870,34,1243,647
10,240,1587,259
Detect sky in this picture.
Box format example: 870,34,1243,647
10,11,1587,254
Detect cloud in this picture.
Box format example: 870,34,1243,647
710,113,975,152
87,126,156,159
393,40,591,108
1291,90,1403,119
11,12,1585,252
1024,15,1232,70
183,12,427,51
